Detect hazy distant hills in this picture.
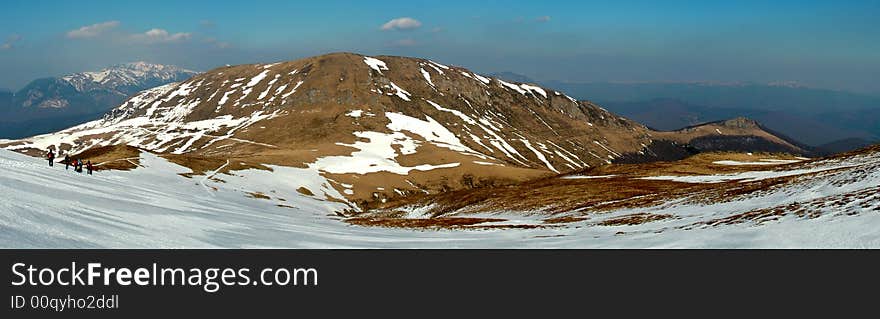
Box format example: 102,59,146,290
599,98,877,147
487,72,538,84
0,89,12,108
542,81,880,114
489,72,879,152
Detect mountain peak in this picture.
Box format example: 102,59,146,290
1,62,200,138
113,61,198,73
4,52,651,205
60,62,198,93
720,117,760,129
3,52,818,207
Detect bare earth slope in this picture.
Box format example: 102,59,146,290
354,145,880,233
652,117,807,154
2,53,655,208
1,53,803,211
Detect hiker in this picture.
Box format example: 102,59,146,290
87,161,93,175
64,155,71,170
78,159,84,173
46,149,55,167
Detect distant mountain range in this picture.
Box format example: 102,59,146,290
489,72,880,151
487,72,537,84
599,98,877,151
0,62,198,138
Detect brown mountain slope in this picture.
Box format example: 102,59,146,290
351,144,879,227
652,117,806,153
2,53,653,207
0,52,804,210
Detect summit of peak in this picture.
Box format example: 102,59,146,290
59,62,199,93
110,61,198,74
720,117,761,129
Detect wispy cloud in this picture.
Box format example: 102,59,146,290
130,28,192,44
535,16,551,23
381,17,422,31
66,21,192,45
204,37,231,49
66,21,120,39
1,34,22,50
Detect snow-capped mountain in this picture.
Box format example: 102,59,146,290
61,62,198,94
1,53,800,210
0,62,198,139
13,62,197,112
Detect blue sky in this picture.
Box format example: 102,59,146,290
1,0,878,93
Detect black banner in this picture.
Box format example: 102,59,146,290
2,250,878,317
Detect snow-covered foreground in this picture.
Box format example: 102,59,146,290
2,148,880,248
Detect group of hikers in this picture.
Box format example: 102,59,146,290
46,149,94,175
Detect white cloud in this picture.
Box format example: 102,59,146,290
381,17,422,31
0,35,21,50
204,37,231,49
66,21,120,39
131,29,192,43
66,22,191,45
536,16,551,22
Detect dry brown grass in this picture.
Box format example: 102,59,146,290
584,151,804,177
160,155,272,178
296,187,314,196
598,213,673,226
651,120,802,152
358,151,817,223
73,145,142,171
246,192,271,200
695,184,880,227
543,216,589,224
161,155,227,177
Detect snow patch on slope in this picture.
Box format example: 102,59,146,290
310,111,486,175
387,82,411,101
5,82,287,155
310,129,460,175
498,79,527,95
3,147,880,248
364,57,388,73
